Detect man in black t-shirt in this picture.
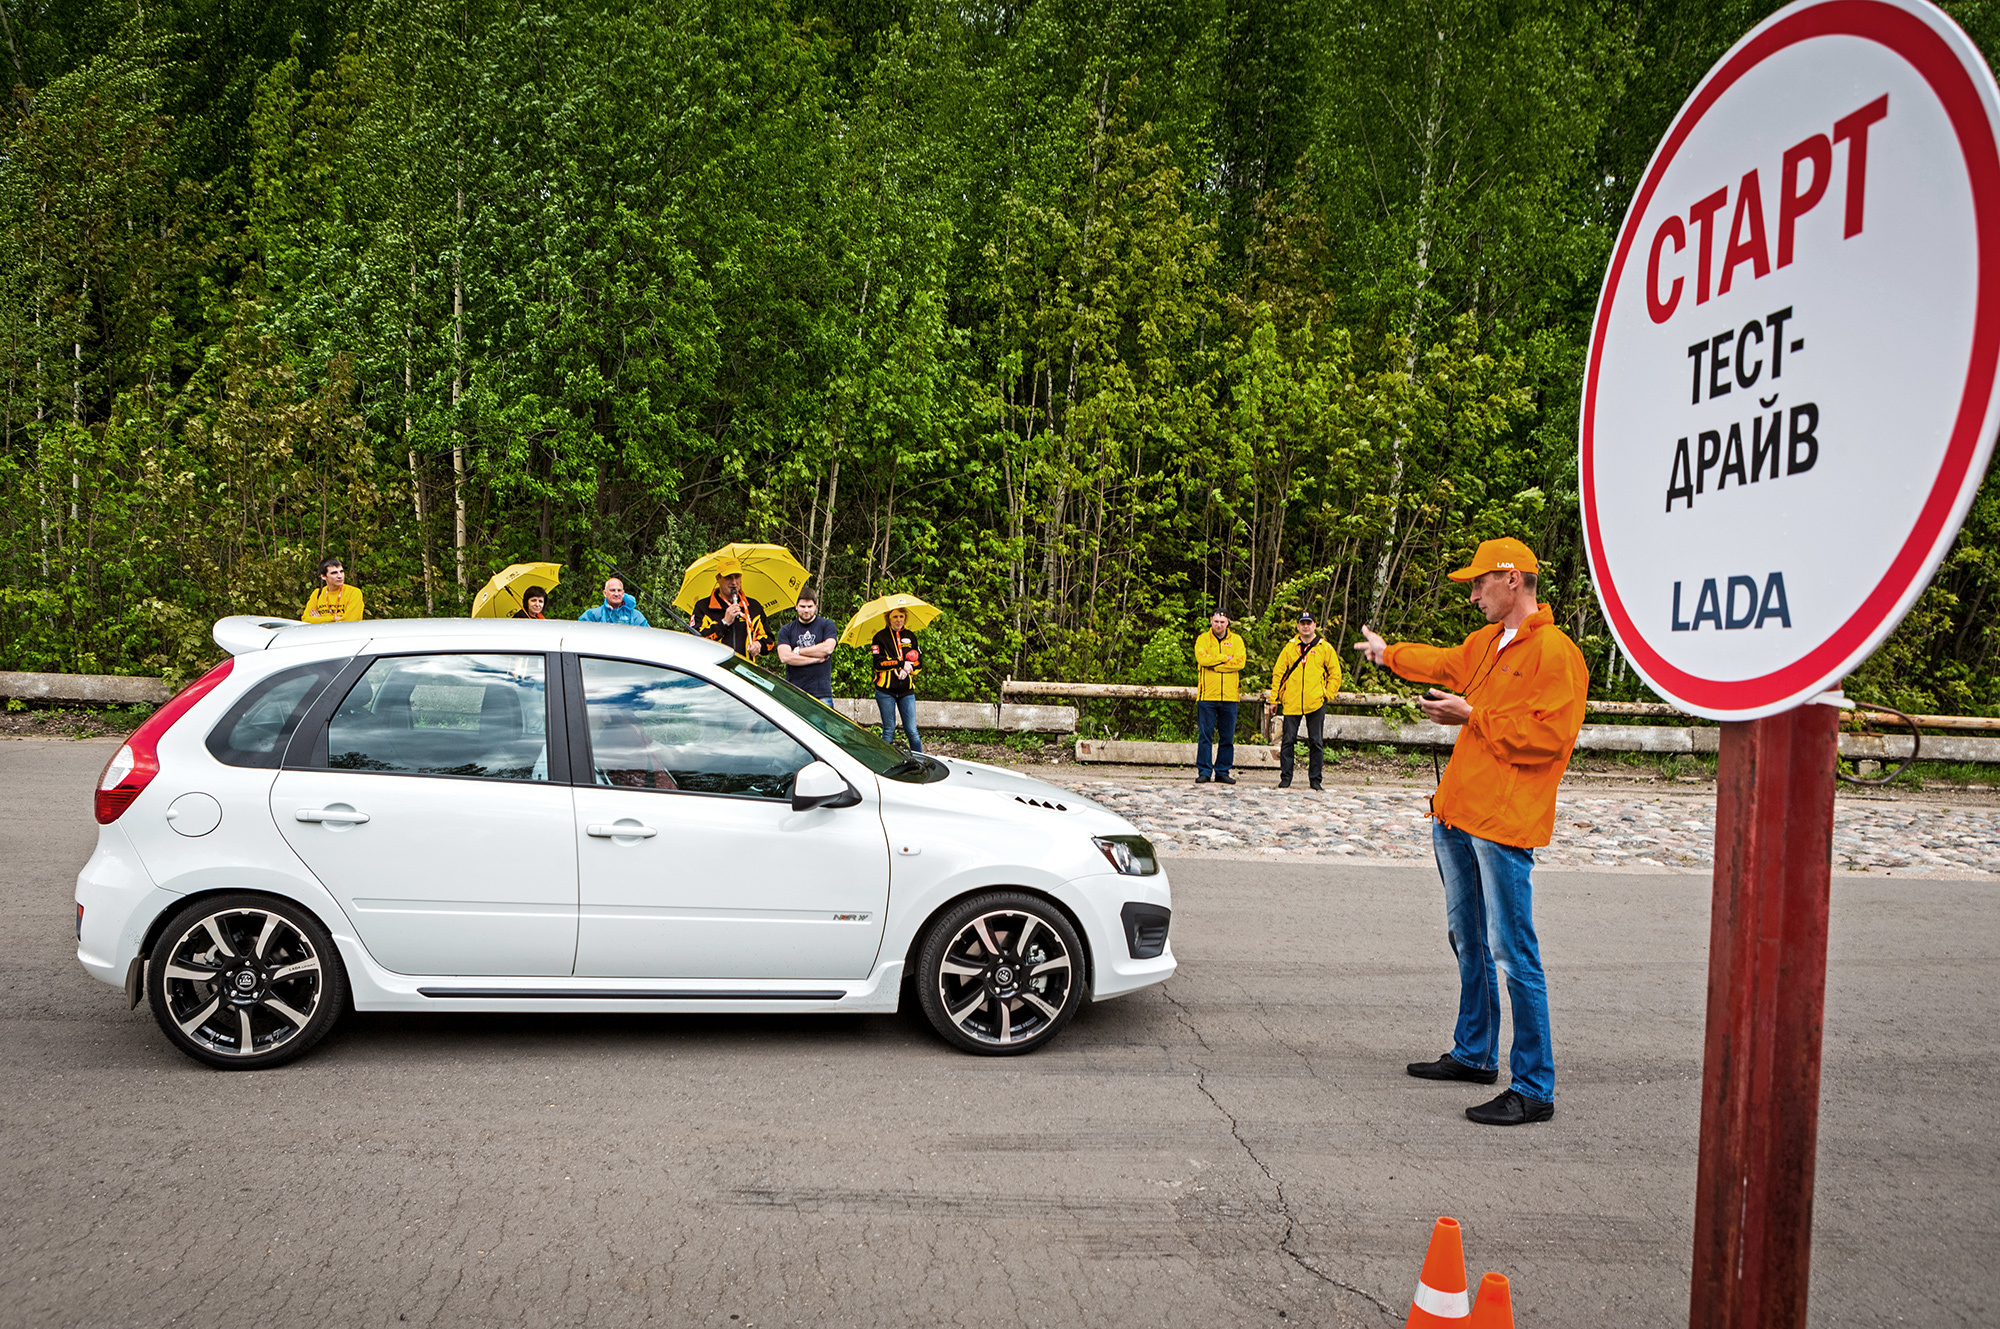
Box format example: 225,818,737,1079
775,589,840,702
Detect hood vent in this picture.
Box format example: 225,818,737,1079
1012,794,1071,812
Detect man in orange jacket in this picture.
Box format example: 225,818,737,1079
1356,537,1587,1126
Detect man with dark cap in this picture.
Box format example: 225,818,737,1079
1268,612,1341,791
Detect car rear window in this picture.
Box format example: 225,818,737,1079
206,660,347,769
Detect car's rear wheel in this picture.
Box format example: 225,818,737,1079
916,891,1084,1055
146,893,348,1070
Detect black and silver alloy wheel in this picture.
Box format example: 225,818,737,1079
917,891,1085,1055
146,893,347,1070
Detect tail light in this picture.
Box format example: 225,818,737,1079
95,657,236,824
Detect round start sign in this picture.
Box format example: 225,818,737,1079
1581,0,2000,720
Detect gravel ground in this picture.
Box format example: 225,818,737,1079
1050,776,2000,876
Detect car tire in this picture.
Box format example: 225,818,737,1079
916,891,1085,1055
146,893,349,1070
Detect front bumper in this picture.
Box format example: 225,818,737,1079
1060,869,1175,1000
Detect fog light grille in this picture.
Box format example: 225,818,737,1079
1120,903,1171,959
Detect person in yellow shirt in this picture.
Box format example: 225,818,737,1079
301,557,366,623
1268,611,1342,790
1193,609,1245,785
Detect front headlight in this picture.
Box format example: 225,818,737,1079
1092,835,1159,876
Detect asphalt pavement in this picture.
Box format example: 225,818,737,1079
1,737,1992,1328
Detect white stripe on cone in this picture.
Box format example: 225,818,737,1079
1413,1280,1471,1318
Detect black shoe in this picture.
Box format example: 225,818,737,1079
1466,1089,1554,1126
1406,1054,1499,1085
1215,773,1236,785
1195,774,1212,784
1277,779,1291,789
1310,782,1323,791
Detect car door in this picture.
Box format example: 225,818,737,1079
272,651,579,976
568,655,889,979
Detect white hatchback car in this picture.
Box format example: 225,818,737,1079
74,616,1174,1068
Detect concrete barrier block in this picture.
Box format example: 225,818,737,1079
0,671,171,705
1838,732,2000,762
1074,722,1738,767
830,698,1001,731
996,703,1078,733
1323,716,1462,746
1074,739,1283,768
1569,724,1721,754
825,699,1076,733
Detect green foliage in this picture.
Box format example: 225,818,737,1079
5,0,2000,715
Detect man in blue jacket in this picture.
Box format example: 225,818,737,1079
578,576,650,627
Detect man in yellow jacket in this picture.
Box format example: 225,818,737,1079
1269,612,1342,790
301,557,365,623
1355,537,1587,1127
1193,610,1245,785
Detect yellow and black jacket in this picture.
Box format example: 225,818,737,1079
871,627,921,695
692,591,774,658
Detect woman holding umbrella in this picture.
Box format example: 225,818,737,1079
841,592,939,753
470,562,563,619
871,608,923,752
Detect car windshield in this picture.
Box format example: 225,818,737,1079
724,659,948,783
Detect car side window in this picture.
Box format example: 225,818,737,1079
206,661,345,769
324,654,549,781
579,657,811,800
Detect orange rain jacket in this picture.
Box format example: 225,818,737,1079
1382,603,1588,849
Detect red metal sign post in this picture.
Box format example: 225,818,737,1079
1690,704,1840,1327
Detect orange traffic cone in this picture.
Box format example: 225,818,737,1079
1467,1272,1514,1328
1405,1216,1471,1325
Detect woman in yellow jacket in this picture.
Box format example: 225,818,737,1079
1268,612,1342,790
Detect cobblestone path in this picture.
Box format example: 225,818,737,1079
1051,778,2000,874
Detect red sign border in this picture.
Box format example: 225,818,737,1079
1581,0,2000,713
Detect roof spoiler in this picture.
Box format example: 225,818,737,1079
213,615,305,655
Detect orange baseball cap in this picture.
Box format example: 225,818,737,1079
1448,537,1539,582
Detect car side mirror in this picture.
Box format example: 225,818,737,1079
793,760,860,812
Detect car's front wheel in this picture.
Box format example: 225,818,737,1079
916,892,1085,1055
146,893,348,1070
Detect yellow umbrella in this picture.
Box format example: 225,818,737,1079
839,592,942,646
674,543,812,614
470,562,563,618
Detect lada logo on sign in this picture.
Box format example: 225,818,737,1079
1581,0,2000,719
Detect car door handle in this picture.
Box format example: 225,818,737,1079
296,808,370,824
587,822,657,839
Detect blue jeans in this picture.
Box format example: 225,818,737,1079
1196,700,1237,777
1432,821,1554,1103
875,690,922,752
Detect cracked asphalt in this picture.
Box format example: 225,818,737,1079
3,738,1995,1327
